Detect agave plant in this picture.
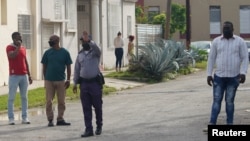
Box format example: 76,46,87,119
139,39,192,80
173,41,195,68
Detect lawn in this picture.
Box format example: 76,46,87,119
0,85,116,114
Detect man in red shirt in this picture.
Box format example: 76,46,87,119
6,32,33,125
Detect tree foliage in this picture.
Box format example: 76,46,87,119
153,3,186,37
135,5,148,24
170,3,186,35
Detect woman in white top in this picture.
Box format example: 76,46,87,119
113,31,124,72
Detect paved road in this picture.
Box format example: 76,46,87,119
0,69,250,141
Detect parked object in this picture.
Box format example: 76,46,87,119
190,41,211,53
245,40,250,61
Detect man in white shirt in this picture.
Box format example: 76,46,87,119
206,21,249,125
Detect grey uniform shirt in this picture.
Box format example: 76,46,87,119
73,40,101,85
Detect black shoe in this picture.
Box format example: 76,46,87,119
81,131,94,137
56,120,71,126
48,120,54,127
95,127,102,135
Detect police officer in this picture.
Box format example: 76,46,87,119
73,31,103,137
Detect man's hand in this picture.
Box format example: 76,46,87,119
73,85,77,94
28,76,33,84
207,76,213,86
64,80,70,89
239,74,246,83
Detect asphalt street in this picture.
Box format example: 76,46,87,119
0,69,250,141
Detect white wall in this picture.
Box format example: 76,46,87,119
0,0,79,86
0,0,136,86
122,1,136,66
101,0,136,70
0,0,27,86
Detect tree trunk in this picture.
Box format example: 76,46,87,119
165,0,171,39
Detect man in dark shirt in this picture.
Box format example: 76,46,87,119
41,35,72,127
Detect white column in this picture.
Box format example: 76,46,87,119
91,0,100,45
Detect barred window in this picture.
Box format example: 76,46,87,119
54,0,64,20
240,6,250,34
18,15,32,49
209,6,221,34
66,0,77,31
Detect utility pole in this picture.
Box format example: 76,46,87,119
186,0,191,50
165,0,171,39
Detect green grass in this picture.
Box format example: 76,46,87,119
0,84,117,113
105,70,161,83
195,61,207,69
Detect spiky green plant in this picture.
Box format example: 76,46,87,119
173,41,195,68
136,38,195,81
188,46,208,63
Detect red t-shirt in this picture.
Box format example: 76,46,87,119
6,44,28,75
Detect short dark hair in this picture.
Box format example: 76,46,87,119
117,31,121,36
224,21,233,28
12,32,20,39
128,35,134,41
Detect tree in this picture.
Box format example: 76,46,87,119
165,0,172,39
135,6,148,24
170,3,186,35
152,3,186,38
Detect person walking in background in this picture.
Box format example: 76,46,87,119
127,35,135,63
114,31,124,72
41,34,72,127
6,32,33,125
73,31,103,138
206,21,249,127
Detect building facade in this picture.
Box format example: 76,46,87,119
138,0,250,42
0,0,137,86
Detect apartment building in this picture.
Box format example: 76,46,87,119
137,0,250,42
0,0,137,86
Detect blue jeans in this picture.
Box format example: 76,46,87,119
8,75,29,120
115,48,123,68
209,74,239,124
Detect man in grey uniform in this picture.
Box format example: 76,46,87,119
73,31,103,137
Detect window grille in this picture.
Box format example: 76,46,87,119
240,6,250,34
18,15,32,49
209,6,221,34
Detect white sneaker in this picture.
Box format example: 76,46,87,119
22,118,30,124
9,119,15,125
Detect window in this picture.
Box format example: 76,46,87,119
209,6,221,38
108,0,122,48
42,23,54,49
66,0,77,32
240,6,250,37
54,0,65,20
148,6,160,23
1,0,7,25
127,16,132,37
18,15,32,49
